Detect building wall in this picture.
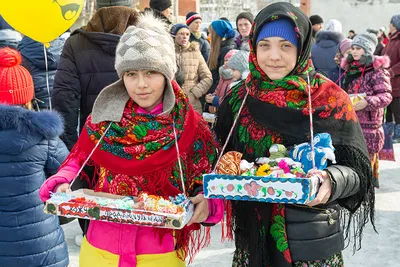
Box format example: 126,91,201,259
310,0,400,34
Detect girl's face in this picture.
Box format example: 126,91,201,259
124,70,166,112
232,69,242,81
175,28,190,47
256,37,297,81
351,45,365,61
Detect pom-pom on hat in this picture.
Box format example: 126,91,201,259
0,47,34,105
211,20,236,38
186,12,202,26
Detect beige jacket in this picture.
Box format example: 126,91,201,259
175,42,212,114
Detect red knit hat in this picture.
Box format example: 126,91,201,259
0,47,34,105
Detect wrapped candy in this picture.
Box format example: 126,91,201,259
289,133,336,173
278,160,290,174
256,164,271,176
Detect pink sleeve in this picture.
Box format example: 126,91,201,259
39,158,81,202
203,198,224,224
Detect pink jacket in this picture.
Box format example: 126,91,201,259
39,103,224,266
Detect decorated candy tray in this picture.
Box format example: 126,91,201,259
203,174,320,204
44,189,194,229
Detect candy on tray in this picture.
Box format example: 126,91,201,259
44,189,194,229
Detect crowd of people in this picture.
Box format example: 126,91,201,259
0,0,400,266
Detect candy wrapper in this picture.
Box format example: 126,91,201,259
44,189,194,229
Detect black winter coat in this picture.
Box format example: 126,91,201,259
51,29,120,150
19,34,69,110
209,37,236,94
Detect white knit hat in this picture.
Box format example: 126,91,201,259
115,12,176,80
325,19,342,33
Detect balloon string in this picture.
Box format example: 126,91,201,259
43,45,52,110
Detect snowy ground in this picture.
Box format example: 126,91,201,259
63,145,400,267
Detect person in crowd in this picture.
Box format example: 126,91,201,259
334,38,352,88
342,33,392,187
186,12,210,62
235,12,254,51
311,19,344,84
215,3,376,266
97,0,133,8
51,4,139,245
325,19,342,33
172,24,212,114
208,19,236,95
0,15,22,49
39,13,223,267
383,14,400,143
348,29,356,39
206,50,249,109
146,0,173,26
366,28,384,56
18,33,70,110
206,49,238,112
379,26,389,45
309,14,323,38
0,47,69,267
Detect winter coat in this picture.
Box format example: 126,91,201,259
213,66,234,107
342,56,392,154
374,42,384,56
175,42,213,114
0,29,22,49
190,33,210,63
209,37,236,94
51,29,121,150
382,30,400,97
235,35,250,51
311,30,345,83
19,33,69,110
51,7,139,151
0,105,69,267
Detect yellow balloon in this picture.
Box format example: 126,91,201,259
0,0,84,44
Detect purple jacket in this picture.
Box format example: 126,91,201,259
342,56,392,153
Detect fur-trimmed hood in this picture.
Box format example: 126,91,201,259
341,55,391,70
315,30,345,45
0,105,64,154
175,41,200,53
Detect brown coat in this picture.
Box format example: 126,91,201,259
175,42,212,113
383,30,400,97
